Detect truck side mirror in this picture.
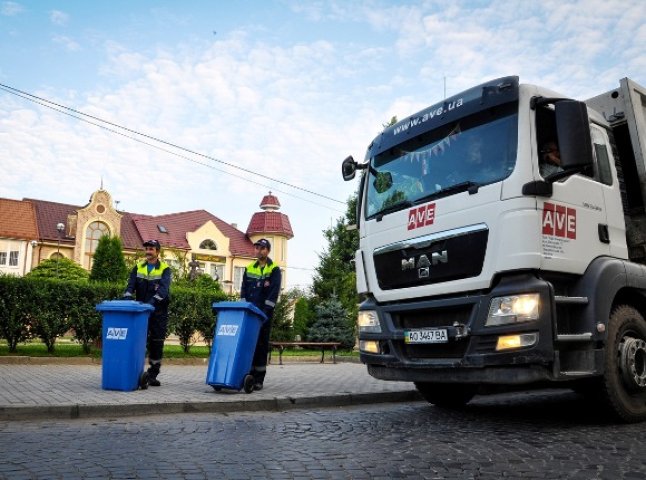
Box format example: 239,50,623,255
555,101,593,171
342,156,357,181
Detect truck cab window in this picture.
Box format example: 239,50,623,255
365,107,517,219
591,125,613,186
537,104,600,181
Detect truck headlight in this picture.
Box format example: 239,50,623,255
486,293,539,326
358,310,381,333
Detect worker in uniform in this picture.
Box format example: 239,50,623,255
122,239,171,387
240,238,282,391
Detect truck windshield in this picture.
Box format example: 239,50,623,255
365,107,518,219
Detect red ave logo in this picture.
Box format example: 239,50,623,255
408,203,436,230
542,202,576,239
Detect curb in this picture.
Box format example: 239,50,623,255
0,390,422,421
0,356,361,366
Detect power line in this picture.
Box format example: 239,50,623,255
0,82,346,207
0,85,345,214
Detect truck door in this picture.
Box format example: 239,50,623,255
590,124,627,259
536,108,610,274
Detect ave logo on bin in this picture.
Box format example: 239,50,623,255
217,324,238,336
106,327,128,340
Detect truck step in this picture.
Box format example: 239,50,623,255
556,333,593,342
555,296,589,305
559,371,595,377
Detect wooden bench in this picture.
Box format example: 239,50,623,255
269,341,342,365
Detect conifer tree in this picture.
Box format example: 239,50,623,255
307,295,354,348
89,235,128,282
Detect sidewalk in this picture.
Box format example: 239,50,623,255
0,360,420,421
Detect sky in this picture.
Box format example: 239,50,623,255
1,0,645,290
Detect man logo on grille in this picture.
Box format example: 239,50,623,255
401,251,448,278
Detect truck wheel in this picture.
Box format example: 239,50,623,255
599,305,646,422
414,382,476,408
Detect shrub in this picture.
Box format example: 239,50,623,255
0,276,229,355
27,258,89,281
0,276,32,351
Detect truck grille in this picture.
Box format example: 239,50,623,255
373,225,488,290
394,305,473,329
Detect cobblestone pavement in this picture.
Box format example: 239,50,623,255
1,389,645,479
0,363,417,420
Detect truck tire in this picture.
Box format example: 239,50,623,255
599,305,646,422
414,382,476,408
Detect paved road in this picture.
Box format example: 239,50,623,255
2,389,645,479
0,363,417,420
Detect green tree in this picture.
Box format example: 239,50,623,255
307,295,354,348
90,235,128,282
312,193,359,323
27,257,89,281
270,288,299,342
292,294,314,340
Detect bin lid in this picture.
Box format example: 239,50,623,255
96,300,155,313
211,301,267,321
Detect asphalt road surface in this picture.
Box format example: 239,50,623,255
1,389,645,479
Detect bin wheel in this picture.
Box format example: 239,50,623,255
139,371,149,390
212,386,222,392
243,375,255,394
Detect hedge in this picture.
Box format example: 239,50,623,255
0,276,228,354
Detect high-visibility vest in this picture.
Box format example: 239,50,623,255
136,260,169,280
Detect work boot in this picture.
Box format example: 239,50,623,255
147,363,161,387
254,383,263,391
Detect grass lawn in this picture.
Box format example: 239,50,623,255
0,340,358,359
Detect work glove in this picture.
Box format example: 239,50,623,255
122,292,134,300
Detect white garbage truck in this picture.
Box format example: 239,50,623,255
342,76,646,422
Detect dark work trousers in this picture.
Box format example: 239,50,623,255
147,310,168,377
251,315,272,384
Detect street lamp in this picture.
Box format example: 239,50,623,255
56,222,65,277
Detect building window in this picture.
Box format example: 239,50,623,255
233,266,245,291
210,263,225,281
0,241,21,268
85,221,110,269
199,239,217,250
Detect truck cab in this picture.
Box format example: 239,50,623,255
343,76,646,422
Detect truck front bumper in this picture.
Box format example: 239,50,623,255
359,273,558,385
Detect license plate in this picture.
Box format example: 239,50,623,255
404,328,448,344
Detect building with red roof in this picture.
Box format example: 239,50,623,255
1,188,293,293
0,198,39,276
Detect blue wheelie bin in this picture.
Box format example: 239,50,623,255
206,301,267,393
96,300,154,391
